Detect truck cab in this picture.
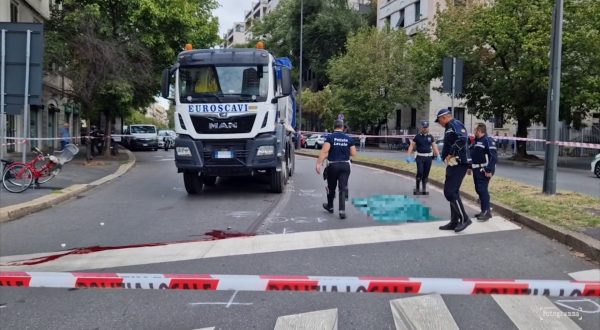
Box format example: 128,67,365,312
161,47,295,194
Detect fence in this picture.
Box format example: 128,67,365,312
527,126,600,157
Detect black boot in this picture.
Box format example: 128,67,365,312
476,210,492,221
421,179,429,195
454,199,472,232
413,178,421,195
323,192,334,213
339,190,346,219
439,205,459,230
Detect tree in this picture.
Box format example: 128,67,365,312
46,0,220,156
251,0,365,89
410,0,600,158
300,86,340,131
328,27,428,133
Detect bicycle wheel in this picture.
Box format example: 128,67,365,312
36,163,61,184
3,163,33,193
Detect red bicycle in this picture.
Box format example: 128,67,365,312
2,144,79,193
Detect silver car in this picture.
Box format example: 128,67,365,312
592,153,600,178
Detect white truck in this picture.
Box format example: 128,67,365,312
160,47,296,194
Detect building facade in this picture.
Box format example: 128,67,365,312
223,22,246,48
0,0,80,153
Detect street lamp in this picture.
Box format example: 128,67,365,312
298,0,303,136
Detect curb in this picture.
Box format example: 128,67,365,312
0,148,136,223
297,151,600,261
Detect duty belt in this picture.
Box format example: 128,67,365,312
416,152,433,157
472,163,488,169
329,160,351,164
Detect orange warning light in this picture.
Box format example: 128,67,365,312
256,41,265,49
185,43,193,51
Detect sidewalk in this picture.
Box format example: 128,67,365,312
0,146,134,216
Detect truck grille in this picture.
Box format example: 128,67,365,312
201,141,248,166
190,114,256,134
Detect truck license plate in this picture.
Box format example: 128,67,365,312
215,151,234,159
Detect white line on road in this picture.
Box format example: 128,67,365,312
274,308,338,330
493,295,582,330
390,294,459,330
0,220,520,271
568,269,600,282
225,291,239,308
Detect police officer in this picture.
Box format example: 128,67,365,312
405,121,441,195
435,108,472,232
316,120,357,219
468,123,497,221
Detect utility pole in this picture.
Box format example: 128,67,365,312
542,0,564,195
298,0,304,137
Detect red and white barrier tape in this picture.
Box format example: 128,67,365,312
1,272,598,297
299,131,600,150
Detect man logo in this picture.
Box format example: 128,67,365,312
209,122,238,130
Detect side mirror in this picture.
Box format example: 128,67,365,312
280,67,292,96
161,68,170,98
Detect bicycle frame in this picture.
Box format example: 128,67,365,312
28,153,60,180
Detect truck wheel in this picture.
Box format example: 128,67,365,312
183,171,203,195
203,176,217,186
288,144,295,177
270,166,285,193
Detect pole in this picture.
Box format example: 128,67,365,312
451,57,456,114
1,29,6,175
22,30,31,163
298,0,303,137
543,0,563,195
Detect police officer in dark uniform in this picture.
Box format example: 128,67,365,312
435,108,472,232
405,121,441,195
316,120,357,219
468,123,497,221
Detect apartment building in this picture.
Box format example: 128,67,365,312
376,0,475,138
223,22,246,48
0,0,80,152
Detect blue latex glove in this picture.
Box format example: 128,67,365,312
435,155,442,163
405,156,416,163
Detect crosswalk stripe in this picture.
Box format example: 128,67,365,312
390,294,459,330
273,308,338,330
0,220,520,271
568,269,600,282
492,295,582,330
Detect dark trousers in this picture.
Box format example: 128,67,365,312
326,162,351,211
416,156,432,181
60,140,68,151
473,169,491,212
444,165,468,202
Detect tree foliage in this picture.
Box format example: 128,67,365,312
410,0,600,156
300,86,340,131
251,0,365,89
328,27,428,132
46,0,219,155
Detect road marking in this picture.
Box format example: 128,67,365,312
0,220,520,271
274,308,338,330
493,295,582,330
568,269,600,282
390,294,459,330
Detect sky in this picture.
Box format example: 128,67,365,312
214,0,248,37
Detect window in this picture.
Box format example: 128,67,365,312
494,116,504,128
10,1,19,22
410,108,417,128
396,9,405,28
453,107,465,123
395,110,402,128
415,1,421,21
384,16,391,27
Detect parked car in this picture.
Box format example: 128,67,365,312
592,153,600,178
123,124,159,151
158,130,176,150
300,134,307,148
306,134,326,149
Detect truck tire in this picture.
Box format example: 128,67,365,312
270,159,287,193
183,171,204,195
288,143,295,177
203,176,217,186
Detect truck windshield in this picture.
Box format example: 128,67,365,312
179,65,269,103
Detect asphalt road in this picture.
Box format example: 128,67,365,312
0,151,598,329
354,149,600,197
